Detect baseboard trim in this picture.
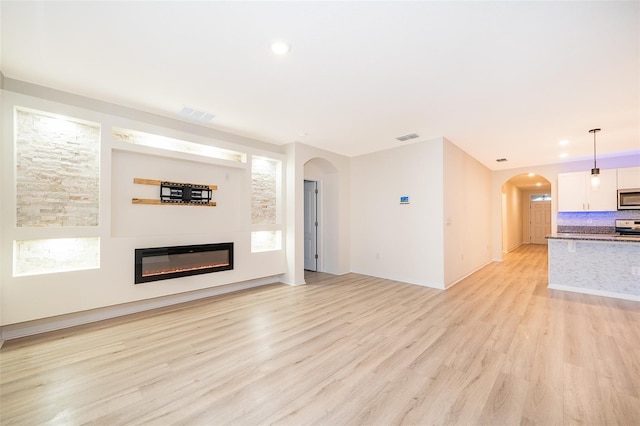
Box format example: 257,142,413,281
1,276,281,341
548,284,640,302
505,242,524,253
445,260,494,290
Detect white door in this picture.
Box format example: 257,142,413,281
530,200,551,244
304,180,318,271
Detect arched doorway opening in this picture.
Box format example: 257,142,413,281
303,157,338,273
501,173,552,253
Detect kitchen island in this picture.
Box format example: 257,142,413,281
546,233,640,301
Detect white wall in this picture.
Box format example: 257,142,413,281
283,143,302,284
351,139,445,288
1,88,287,325
0,75,4,343
443,138,492,287
351,138,492,289
501,181,523,252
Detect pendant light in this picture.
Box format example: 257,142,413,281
589,128,601,188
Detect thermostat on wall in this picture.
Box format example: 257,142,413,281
400,196,410,204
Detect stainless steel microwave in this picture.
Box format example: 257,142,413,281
618,188,640,210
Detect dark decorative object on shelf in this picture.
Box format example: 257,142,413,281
132,178,217,206
160,181,212,204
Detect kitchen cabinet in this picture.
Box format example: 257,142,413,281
558,169,617,212
617,166,640,189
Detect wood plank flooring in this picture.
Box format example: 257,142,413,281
1,244,639,425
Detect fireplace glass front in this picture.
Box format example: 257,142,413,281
135,242,233,284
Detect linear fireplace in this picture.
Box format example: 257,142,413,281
135,242,233,284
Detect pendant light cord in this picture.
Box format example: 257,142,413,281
593,131,597,169
589,128,601,170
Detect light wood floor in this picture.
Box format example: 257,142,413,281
1,244,639,425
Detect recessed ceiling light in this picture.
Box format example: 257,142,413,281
536,182,542,187
271,41,291,55
298,132,308,137
559,140,570,146
528,172,535,177
559,152,568,158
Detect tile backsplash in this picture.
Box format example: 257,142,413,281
557,210,640,233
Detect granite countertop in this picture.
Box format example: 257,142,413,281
546,233,640,242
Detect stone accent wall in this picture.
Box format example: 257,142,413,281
251,157,280,224
13,238,100,276
16,109,100,227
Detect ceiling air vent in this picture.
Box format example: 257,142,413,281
496,158,508,162
396,133,419,142
178,106,215,124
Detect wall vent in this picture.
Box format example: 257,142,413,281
178,106,215,123
396,133,419,141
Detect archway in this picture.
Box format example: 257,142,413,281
501,173,552,253
303,157,339,273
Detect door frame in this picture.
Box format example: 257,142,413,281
303,178,322,272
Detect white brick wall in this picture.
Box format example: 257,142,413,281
251,157,279,224
15,109,100,227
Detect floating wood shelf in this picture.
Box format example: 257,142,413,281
132,177,217,206
133,178,217,191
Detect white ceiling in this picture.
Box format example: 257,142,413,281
1,1,638,171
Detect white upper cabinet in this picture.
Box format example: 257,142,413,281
558,172,586,212
558,169,617,212
617,166,640,189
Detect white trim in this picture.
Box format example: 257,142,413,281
548,283,640,302
445,260,494,289
280,277,307,286
505,242,524,253
408,281,445,290
0,276,280,340
303,177,322,272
